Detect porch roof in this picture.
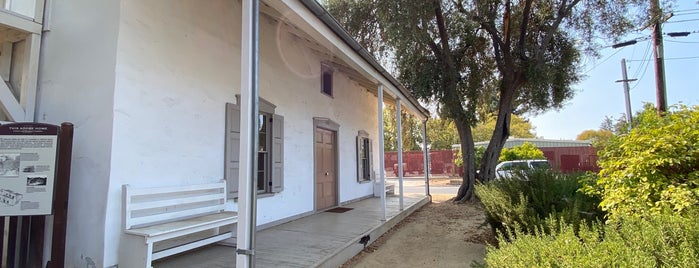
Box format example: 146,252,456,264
264,0,430,120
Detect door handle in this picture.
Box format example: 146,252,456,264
325,172,329,176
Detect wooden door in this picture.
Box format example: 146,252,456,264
315,128,337,210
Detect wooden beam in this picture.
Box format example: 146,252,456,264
260,1,282,18
34,0,45,24
0,73,24,121
0,42,11,80
0,9,41,34
327,61,375,88
19,33,39,121
0,27,28,43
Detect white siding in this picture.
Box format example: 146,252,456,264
35,1,120,267
109,2,240,266
107,1,379,266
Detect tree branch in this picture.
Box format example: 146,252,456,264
453,0,467,14
479,20,506,72
536,0,581,63
427,40,442,60
433,0,451,56
414,18,443,60
503,0,512,53
517,0,533,60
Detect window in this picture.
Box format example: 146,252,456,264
321,63,333,97
225,96,284,199
356,130,373,182
257,113,270,192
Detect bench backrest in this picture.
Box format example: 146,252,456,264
122,181,227,229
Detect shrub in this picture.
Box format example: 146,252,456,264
475,169,603,237
454,146,485,168
479,208,699,268
498,142,545,162
595,104,699,220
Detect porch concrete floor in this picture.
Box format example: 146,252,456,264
153,194,430,268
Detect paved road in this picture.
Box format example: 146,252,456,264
386,178,459,195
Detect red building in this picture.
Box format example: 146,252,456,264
384,138,600,177
474,138,599,173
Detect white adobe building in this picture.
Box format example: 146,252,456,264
0,0,429,267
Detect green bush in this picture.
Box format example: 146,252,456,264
498,142,545,162
477,105,699,267
475,169,603,237
479,209,699,268
594,104,699,220
454,146,485,168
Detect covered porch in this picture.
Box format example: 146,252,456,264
154,195,429,268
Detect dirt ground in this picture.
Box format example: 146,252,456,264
341,183,495,268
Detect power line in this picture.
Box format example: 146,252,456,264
629,57,651,91
604,36,650,48
671,11,699,16
665,39,699,44
666,30,699,34
665,18,699,24
627,56,699,62
629,41,653,91
583,47,626,74
631,40,652,79
672,8,699,13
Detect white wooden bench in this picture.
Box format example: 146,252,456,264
119,181,237,268
386,183,395,195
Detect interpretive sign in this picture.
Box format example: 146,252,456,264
0,123,59,216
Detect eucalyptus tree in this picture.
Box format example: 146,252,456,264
326,0,647,201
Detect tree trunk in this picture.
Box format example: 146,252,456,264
479,76,518,181
453,117,477,202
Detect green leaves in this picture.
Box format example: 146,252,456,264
326,0,648,197
473,114,536,142
483,208,699,268
596,105,699,220
498,142,545,162
475,169,604,238
382,107,423,151
427,117,459,150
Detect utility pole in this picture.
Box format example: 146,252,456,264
616,58,636,127
650,0,668,115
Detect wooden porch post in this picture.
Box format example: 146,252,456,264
377,85,386,221
422,120,430,197
395,99,403,211
48,122,74,268
236,0,260,267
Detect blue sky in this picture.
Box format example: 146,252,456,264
529,0,699,140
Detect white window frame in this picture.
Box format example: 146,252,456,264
225,95,284,199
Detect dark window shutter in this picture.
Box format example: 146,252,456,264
225,103,241,198
368,138,374,180
271,114,284,193
356,136,363,182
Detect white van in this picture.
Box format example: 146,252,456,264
495,159,551,179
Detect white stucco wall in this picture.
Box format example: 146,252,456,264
35,1,120,267
33,0,385,266
99,1,379,266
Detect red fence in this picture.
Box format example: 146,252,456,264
384,150,456,177
540,146,599,173
384,146,599,177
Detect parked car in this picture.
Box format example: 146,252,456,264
495,159,551,179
